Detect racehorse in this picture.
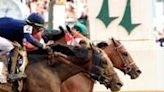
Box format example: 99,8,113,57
20,43,122,92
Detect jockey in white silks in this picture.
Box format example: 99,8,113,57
0,36,14,56
0,36,14,83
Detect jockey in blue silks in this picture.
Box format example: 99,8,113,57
0,13,47,49
0,13,52,82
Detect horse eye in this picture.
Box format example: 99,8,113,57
126,67,131,71
123,52,128,56
102,60,107,65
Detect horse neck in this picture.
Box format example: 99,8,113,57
54,62,85,82
28,54,85,82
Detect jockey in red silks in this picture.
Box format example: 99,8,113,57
64,22,89,46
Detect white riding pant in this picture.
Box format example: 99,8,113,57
0,36,14,56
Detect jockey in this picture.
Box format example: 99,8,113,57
0,12,50,50
0,37,14,56
0,13,52,82
65,22,89,47
73,21,89,38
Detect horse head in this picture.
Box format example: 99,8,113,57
86,43,124,91
97,38,141,79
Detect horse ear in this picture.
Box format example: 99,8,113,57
111,37,117,45
66,25,73,35
89,42,93,50
59,26,67,33
89,42,96,52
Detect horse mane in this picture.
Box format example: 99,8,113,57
50,43,75,56
27,43,75,56
96,41,108,48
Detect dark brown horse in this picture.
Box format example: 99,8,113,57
21,43,122,92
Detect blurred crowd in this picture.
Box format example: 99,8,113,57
26,0,49,23
22,0,89,29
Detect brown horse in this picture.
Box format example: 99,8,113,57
20,43,122,92
96,38,142,79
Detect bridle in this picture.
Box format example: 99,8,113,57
112,43,135,74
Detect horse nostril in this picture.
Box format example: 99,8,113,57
127,67,130,71
117,82,123,87
137,70,142,74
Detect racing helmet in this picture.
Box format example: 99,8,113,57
26,13,44,27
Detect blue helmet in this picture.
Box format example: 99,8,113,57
26,13,44,27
